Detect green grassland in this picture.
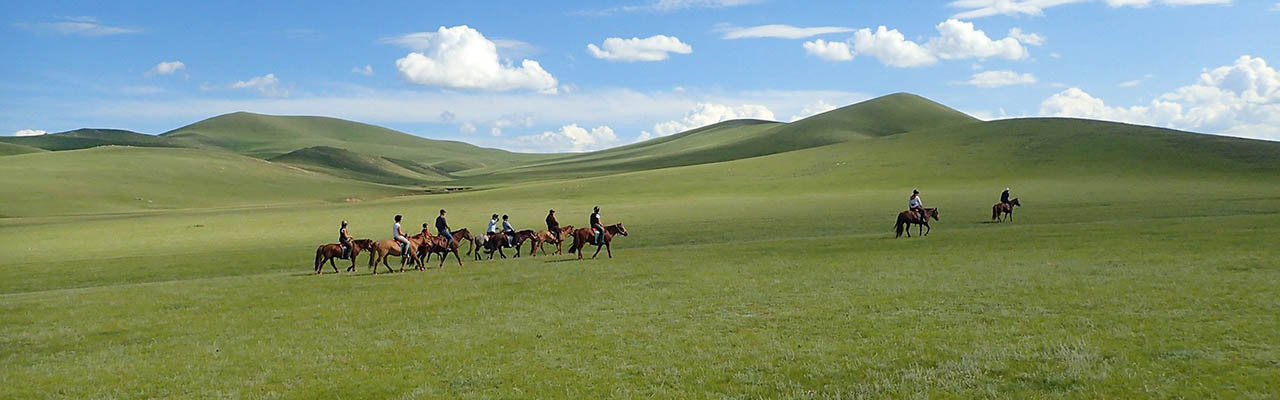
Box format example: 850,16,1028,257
2,94,1278,398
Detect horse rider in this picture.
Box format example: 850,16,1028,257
501,214,516,247
420,222,431,237
436,209,453,245
590,206,605,244
909,189,926,221
339,220,352,258
486,213,500,244
1000,187,1012,205
546,209,560,243
393,215,411,254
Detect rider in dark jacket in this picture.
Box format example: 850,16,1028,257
546,209,560,242
590,206,604,243
339,221,352,258
1001,188,1011,205
436,209,452,244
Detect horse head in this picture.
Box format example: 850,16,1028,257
352,239,373,250
928,209,940,221
1010,198,1021,207
612,223,628,236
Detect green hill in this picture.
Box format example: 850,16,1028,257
463,93,978,184
0,142,47,156
267,146,450,186
0,146,406,217
162,112,553,170
0,128,176,151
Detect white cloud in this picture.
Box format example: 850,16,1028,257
14,129,47,137
489,114,535,136
1039,55,1280,140
227,73,290,97
1007,28,1045,46
926,19,1029,61
803,39,854,61
720,24,854,39
965,70,1038,87
788,100,838,121
15,16,141,36
1117,80,1142,87
351,64,374,76
394,25,558,93
643,103,776,137
949,0,1231,19
1272,1,1280,11
587,35,692,62
459,122,477,134
1050,52,1063,58
514,124,619,152
849,26,938,68
145,61,185,77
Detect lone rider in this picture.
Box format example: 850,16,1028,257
393,215,411,254
909,189,926,221
546,209,560,243
501,214,516,247
339,221,352,258
1000,187,1012,205
436,209,452,245
590,206,604,244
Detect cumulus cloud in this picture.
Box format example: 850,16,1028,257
351,64,373,76
964,70,1038,87
806,20,1034,67
587,35,692,62
459,122,477,134
229,73,290,97
1039,55,1280,140
1007,28,1045,46
488,114,535,136
394,25,558,93
789,100,838,121
950,0,1231,19
514,124,619,152
721,24,854,39
15,16,140,36
145,61,185,77
643,103,776,138
14,129,47,136
803,39,854,61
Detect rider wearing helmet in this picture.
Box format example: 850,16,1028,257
1000,188,1012,205
590,206,604,244
908,190,925,221
501,214,516,247
486,213,500,244
339,221,352,258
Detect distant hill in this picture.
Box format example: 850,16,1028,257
463,93,979,183
0,128,174,151
0,146,406,217
0,142,47,156
162,112,553,170
268,146,451,186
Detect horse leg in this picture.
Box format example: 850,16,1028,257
452,248,463,266
605,242,613,258
924,223,931,236
592,244,603,259
330,258,339,274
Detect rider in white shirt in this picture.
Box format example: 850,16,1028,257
908,189,925,220
393,215,410,253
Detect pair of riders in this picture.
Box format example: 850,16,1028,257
906,188,1013,220
487,214,518,247
389,210,455,256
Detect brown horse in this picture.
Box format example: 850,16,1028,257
314,239,373,274
483,230,538,259
532,225,575,256
567,223,628,260
368,237,423,274
992,198,1021,222
894,208,939,238
421,228,474,265
419,231,465,268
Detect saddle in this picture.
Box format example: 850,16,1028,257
340,244,350,259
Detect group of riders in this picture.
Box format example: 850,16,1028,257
337,206,610,260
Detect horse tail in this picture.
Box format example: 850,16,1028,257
894,215,905,238
993,205,999,220
568,235,578,253
314,246,324,271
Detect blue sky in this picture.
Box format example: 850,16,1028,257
3,0,1278,151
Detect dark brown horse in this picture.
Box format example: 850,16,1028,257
992,198,1021,222
419,229,465,268
484,230,538,259
314,239,373,274
567,223,628,260
895,208,939,238
532,225,575,256
421,228,475,265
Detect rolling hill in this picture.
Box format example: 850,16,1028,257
0,128,174,151
0,142,46,156
267,146,451,186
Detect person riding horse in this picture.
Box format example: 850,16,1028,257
339,221,352,259
393,215,411,255
486,213,500,245
909,190,926,222
546,209,560,243
1001,188,1012,206
590,206,605,244
501,214,517,247
436,209,452,245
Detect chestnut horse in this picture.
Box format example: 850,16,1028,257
567,223,628,260
532,225,575,256
894,208,939,238
484,230,538,259
421,228,474,265
368,237,423,274
992,198,1021,222
419,228,466,268
314,239,373,274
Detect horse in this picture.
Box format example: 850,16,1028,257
420,230,465,268
894,208,939,238
532,225,575,256
483,230,538,259
567,223,628,260
421,228,475,265
368,237,423,274
314,239,373,274
992,198,1021,222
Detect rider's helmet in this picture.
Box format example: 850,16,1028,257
912,189,919,195
593,206,600,212
341,220,348,226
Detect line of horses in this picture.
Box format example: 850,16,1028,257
314,223,629,275
892,198,1021,238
